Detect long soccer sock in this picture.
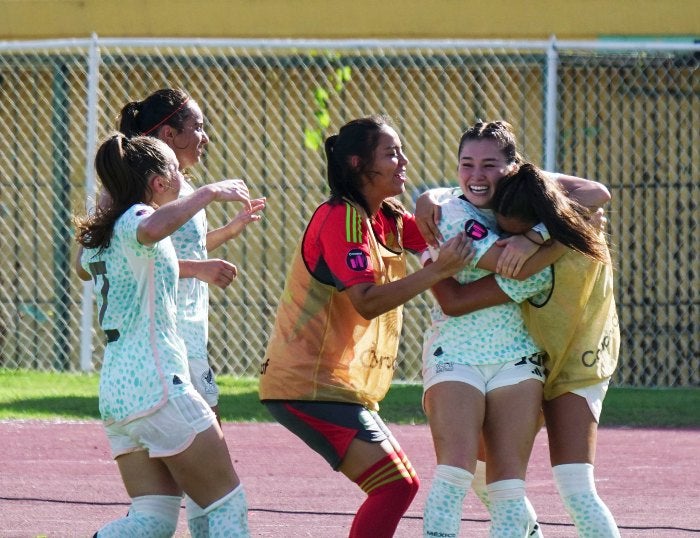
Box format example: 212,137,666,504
422,464,473,538
202,484,250,538
349,452,420,538
487,479,534,538
396,449,419,484
476,469,542,538
95,495,181,537
185,494,209,538
553,463,620,538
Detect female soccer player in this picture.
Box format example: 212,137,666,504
259,115,473,537
75,133,251,537
424,162,621,537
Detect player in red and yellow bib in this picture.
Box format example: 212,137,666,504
260,116,473,537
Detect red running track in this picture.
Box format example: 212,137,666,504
1,421,698,537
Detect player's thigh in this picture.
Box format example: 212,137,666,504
338,437,398,481
483,379,542,481
162,424,240,508
116,449,181,498
544,392,597,466
424,380,484,469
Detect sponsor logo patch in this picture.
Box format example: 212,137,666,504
346,248,369,271
464,219,488,240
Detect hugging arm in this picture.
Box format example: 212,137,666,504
430,271,510,317
552,173,611,210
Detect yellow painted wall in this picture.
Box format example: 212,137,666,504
2,0,698,40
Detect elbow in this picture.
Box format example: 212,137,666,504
355,306,379,320
592,183,612,207
440,303,462,316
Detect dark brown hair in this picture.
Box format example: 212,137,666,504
118,88,191,137
492,163,610,263
75,133,172,251
457,120,523,165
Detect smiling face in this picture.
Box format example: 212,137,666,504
161,100,209,171
361,125,409,208
458,138,516,209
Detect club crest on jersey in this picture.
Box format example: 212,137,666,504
464,219,488,240
346,248,369,271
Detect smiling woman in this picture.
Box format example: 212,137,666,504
258,114,474,537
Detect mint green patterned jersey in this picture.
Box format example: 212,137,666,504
81,204,191,424
423,196,552,369
169,181,209,361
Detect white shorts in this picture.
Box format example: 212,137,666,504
570,378,611,423
188,356,220,407
423,352,546,397
105,389,217,459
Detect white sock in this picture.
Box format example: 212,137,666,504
423,464,473,538
553,463,620,538
202,484,250,538
96,495,181,537
185,494,209,538
488,479,532,538
474,466,541,536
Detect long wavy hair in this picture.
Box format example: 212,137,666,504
492,163,610,263
324,115,405,219
74,133,172,251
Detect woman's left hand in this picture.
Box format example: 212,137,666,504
222,197,266,238
494,234,540,277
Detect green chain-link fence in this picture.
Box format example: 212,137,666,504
0,37,697,387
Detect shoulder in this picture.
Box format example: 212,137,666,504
115,204,153,232
309,200,366,243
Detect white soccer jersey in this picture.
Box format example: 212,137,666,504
82,204,191,424
170,181,209,361
423,196,552,370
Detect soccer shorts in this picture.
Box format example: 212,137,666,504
423,352,546,397
105,389,217,459
262,400,391,470
570,378,611,423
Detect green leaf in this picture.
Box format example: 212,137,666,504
315,109,331,128
313,87,330,107
304,127,323,150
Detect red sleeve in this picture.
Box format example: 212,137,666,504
302,202,376,290
401,213,428,254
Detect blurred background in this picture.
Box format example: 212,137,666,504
0,1,697,388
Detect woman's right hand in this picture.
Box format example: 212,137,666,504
207,179,252,210
431,231,474,277
192,259,238,289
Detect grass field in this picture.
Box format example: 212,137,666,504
0,369,698,428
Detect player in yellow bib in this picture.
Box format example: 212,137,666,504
260,115,474,537
422,161,620,537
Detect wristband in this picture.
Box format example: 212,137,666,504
531,222,550,243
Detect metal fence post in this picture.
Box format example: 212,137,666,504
544,35,559,172
78,33,100,372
